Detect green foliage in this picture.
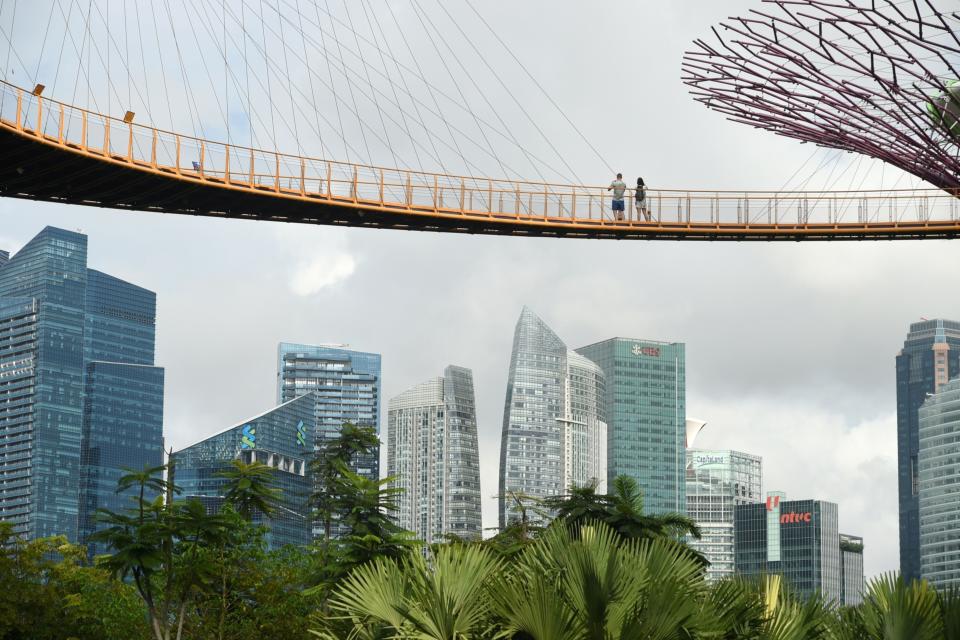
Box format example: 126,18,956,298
0,522,150,640
543,475,707,568
310,422,380,543
832,573,950,640
216,459,281,520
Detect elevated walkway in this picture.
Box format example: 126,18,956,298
1,81,958,241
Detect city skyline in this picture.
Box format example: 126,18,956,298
2,0,942,582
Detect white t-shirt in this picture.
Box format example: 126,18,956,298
609,180,626,199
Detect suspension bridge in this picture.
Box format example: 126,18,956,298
0,0,958,241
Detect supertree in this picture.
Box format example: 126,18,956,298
682,0,960,191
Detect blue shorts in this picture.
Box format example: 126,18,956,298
612,199,625,212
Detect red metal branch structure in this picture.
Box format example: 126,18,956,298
682,0,960,191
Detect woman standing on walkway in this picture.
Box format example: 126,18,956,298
636,177,650,221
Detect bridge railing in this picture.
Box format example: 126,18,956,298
2,80,958,228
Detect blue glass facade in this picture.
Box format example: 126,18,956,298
896,319,960,582
735,495,844,603
175,395,316,549
277,343,382,479
576,338,686,515
918,378,960,590
0,227,164,544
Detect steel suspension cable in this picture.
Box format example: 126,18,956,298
344,0,399,171
462,0,613,175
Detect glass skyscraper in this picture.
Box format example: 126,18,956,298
498,307,606,529
840,534,865,606
388,365,482,543
175,395,316,549
576,337,686,514
685,449,762,582
918,378,960,590
277,343,381,539
0,227,164,544
277,343,382,478
896,319,960,582
735,492,858,604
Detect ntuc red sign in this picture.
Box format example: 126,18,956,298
780,512,812,524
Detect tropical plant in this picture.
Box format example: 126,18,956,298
217,459,281,520
0,523,150,640
490,522,715,639
91,458,232,640
310,423,380,544
313,544,501,639
830,573,949,640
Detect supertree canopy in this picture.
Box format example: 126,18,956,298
682,0,960,191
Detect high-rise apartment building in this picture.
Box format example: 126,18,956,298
277,343,381,480
735,492,862,604
840,534,865,606
175,395,316,549
918,378,960,590
0,227,164,544
685,449,762,581
896,319,960,582
576,337,686,514
388,366,482,543
498,308,606,529
277,343,381,539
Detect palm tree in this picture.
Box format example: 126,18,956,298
310,423,380,544
605,475,702,541
490,522,716,639
216,459,280,521
116,463,169,521
313,544,501,639
830,574,949,640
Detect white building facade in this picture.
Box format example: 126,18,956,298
388,365,482,543
685,449,763,581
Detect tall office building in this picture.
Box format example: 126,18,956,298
0,227,164,543
277,343,381,479
277,343,381,539
840,534,865,606
735,491,862,604
576,337,686,514
175,395,316,549
498,308,606,529
388,366,482,543
685,449,762,582
918,378,960,590
896,319,960,582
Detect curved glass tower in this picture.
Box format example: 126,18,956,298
387,365,482,543
498,308,606,529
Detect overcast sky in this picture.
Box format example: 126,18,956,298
3,0,953,580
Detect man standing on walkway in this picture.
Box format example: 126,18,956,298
608,173,627,221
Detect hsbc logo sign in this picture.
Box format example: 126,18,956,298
780,512,812,524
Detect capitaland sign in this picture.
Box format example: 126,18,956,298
780,512,812,524
631,344,661,357
693,454,726,467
